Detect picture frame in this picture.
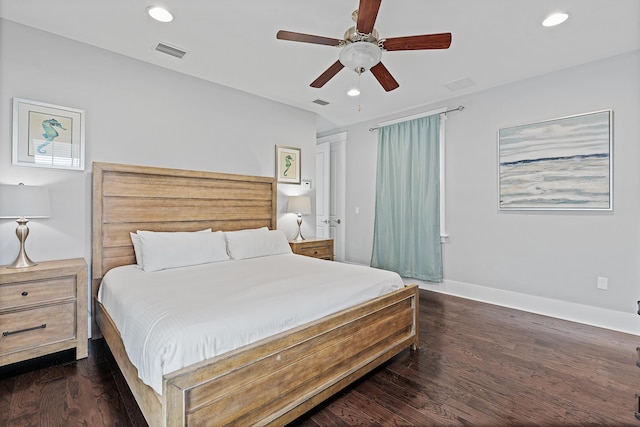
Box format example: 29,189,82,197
275,145,301,184
498,110,612,211
12,98,85,171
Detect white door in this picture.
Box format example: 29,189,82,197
315,142,330,239
316,133,347,261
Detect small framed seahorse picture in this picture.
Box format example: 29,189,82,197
12,98,85,171
275,145,301,184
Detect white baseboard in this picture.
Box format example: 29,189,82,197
406,278,640,336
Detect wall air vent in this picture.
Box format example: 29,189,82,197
155,42,186,59
312,99,330,106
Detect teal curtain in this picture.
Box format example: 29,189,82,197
371,114,442,282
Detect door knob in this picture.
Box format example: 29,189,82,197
322,219,341,224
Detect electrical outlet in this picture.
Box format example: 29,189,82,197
597,276,608,290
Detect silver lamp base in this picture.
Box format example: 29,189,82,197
293,213,305,241
7,218,38,268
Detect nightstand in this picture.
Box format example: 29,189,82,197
289,238,334,261
0,258,88,366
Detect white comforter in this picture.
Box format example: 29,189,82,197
98,254,403,394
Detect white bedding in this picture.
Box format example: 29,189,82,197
98,254,403,394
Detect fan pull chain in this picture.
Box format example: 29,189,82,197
357,72,362,112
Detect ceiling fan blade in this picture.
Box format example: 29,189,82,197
370,62,399,92
277,30,343,47
356,0,381,34
310,60,345,88
382,33,452,51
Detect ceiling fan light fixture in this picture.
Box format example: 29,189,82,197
147,6,173,23
277,1,451,92
542,12,569,27
347,88,360,97
339,42,382,74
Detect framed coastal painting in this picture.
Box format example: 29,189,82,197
498,110,612,211
12,98,85,170
275,145,301,184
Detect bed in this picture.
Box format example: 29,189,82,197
91,162,419,426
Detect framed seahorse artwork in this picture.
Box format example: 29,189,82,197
12,98,85,170
275,145,301,184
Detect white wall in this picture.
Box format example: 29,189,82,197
0,19,317,267
323,50,640,333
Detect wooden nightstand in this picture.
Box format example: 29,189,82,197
289,238,334,261
0,258,88,366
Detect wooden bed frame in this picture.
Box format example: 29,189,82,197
91,162,419,426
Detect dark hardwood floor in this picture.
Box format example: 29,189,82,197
1,290,639,426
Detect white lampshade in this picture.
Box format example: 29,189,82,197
287,196,312,215
0,183,51,219
339,42,382,73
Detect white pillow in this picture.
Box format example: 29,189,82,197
130,229,212,269
225,229,292,260
130,232,144,268
135,230,228,272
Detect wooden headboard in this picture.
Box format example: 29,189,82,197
91,162,277,332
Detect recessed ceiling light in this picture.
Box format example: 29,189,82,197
347,88,360,97
148,6,173,23
542,12,569,27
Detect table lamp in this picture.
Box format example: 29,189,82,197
0,183,51,268
287,196,312,241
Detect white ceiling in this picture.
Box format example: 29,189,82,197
1,1,638,133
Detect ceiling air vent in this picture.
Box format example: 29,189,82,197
444,77,476,92
155,42,186,59
312,99,330,106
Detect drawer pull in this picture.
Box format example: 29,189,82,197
2,323,47,337
21,291,28,296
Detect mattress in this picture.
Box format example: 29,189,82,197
98,254,404,394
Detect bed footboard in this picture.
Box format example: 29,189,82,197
163,284,419,426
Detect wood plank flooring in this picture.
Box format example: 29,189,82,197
1,290,639,426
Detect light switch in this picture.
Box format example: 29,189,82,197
597,276,608,290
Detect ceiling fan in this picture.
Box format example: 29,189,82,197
276,0,452,92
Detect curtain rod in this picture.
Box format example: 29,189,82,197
369,105,465,132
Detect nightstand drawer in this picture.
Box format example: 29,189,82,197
0,302,76,356
295,245,333,259
0,277,76,311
